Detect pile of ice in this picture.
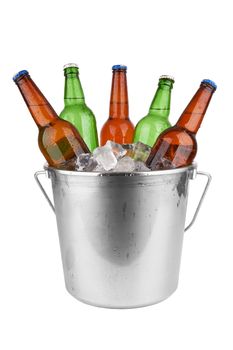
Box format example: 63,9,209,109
76,141,151,172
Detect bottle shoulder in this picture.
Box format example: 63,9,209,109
101,120,134,138
103,118,134,127
136,114,171,129
160,125,196,145
39,119,76,136
60,103,96,120
61,102,93,113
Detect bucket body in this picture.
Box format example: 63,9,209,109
46,165,195,308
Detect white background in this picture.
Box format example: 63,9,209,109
1,0,232,349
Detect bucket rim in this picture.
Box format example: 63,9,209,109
44,163,197,177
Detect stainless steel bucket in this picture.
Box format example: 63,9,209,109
35,164,211,308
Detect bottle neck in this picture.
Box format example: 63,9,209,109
64,68,85,106
109,70,129,119
149,79,173,119
15,75,58,127
176,84,215,134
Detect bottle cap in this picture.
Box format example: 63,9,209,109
13,70,29,82
159,75,175,82
201,79,217,90
112,65,127,71
63,63,79,69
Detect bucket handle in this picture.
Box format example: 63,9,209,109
185,171,212,232
34,170,55,214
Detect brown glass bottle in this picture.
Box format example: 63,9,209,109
100,65,134,145
146,79,217,170
13,70,89,169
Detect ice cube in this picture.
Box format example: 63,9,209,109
105,140,127,159
134,161,151,172
150,157,176,170
160,157,176,169
114,156,136,172
93,145,118,171
131,142,151,162
76,153,98,171
92,164,105,172
122,143,135,157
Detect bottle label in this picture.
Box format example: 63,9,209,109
46,137,75,162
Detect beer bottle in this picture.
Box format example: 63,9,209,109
146,79,217,170
100,65,134,145
13,70,89,169
133,75,174,147
60,63,99,151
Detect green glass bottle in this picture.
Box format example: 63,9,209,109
133,75,175,147
60,63,99,151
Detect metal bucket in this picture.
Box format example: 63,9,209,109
35,164,211,308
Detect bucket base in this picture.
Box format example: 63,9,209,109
66,286,178,309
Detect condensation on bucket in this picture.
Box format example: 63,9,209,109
45,165,194,308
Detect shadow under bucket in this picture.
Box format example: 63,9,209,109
35,163,211,308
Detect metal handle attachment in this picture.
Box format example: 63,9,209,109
185,171,212,232
34,170,55,214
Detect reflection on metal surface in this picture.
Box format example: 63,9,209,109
34,164,211,308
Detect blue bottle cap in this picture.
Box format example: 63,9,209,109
112,65,127,71
13,70,29,82
201,79,217,90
